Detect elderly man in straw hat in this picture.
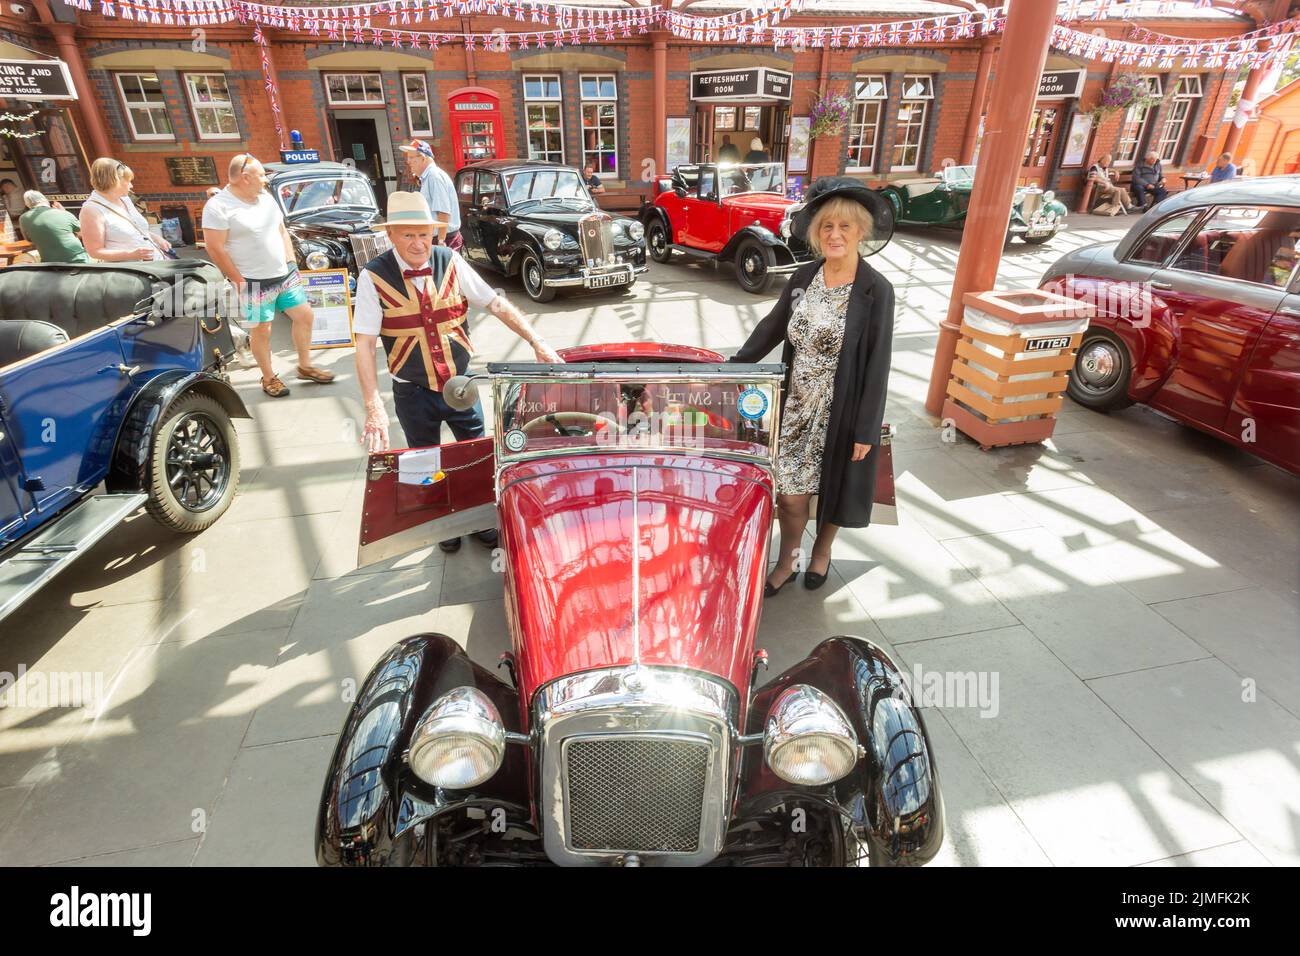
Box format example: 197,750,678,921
353,191,561,553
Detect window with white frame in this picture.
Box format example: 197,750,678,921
891,74,933,171
848,74,887,171
403,74,433,138
1156,75,1202,163
116,73,173,140
580,73,618,176
523,74,564,164
183,73,238,140
1114,75,1163,166
324,73,384,106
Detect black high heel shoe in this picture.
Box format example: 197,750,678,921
764,569,799,597
803,557,831,591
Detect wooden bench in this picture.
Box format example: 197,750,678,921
596,191,648,217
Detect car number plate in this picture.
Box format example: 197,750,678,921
585,268,632,289
1025,223,1054,237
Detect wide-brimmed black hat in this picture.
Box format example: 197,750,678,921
791,176,895,257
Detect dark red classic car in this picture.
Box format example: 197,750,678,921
1040,176,1300,476
316,343,943,867
641,162,814,293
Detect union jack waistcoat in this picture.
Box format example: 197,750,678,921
364,247,473,392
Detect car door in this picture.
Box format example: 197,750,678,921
474,171,511,273
455,169,483,263
0,406,26,543
683,167,727,252
358,437,496,568
1224,243,1300,472
1148,205,1297,432
0,323,132,517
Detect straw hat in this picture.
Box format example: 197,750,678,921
375,191,440,229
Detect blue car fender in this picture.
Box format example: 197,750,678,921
105,370,250,494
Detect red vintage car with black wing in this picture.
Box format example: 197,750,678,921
316,343,941,867
1040,176,1300,476
642,162,815,294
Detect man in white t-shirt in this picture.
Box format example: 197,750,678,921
202,154,335,398
353,191,560,552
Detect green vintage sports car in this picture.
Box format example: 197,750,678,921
878,165,1068,245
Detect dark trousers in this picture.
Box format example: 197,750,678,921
1132,181,1168,209
391,379,484,447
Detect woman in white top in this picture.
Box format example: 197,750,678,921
79,157,171,262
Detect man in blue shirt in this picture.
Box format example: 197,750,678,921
1208,152,1238,183
1131,151,1169,211
399,139,462,251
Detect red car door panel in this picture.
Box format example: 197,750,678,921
683,170,727,251
359,436,495,567
1227,295,1300,473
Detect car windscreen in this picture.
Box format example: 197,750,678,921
504,170,592,209
489,364,783,463
277,176,376,214
720,163,785,197
944,166,975,185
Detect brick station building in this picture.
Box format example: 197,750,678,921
0,0,1284,239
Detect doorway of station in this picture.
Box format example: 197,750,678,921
329,111,397,207
693,103,790,165
1020,102,1064,188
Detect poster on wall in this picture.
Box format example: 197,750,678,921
666,117,691,171
302,269,354,349
1061,113,1093,168
788,116,811,172
786,175,806,202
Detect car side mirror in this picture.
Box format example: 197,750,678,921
443,375,480,412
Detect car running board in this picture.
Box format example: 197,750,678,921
669,244,721,260
0,492,148,624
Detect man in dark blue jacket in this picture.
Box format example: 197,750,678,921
1132,152,1169,211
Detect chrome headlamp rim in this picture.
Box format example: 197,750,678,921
763,683,860,786
303,249,332,271
543,228,563,251
407,686,506,790
627,220,645,242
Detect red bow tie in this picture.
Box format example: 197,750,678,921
403,267,432,279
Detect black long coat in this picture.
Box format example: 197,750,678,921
730,256,894,529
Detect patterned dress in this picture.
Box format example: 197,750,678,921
775,267,852,495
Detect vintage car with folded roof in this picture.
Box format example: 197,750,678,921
879,164,1068,245
0,261,248,623
316,342,943,867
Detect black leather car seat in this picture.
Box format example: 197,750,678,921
0,318,69,368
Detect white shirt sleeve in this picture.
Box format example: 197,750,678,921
352,269,383,337
201,193,230,231
451,251,501,311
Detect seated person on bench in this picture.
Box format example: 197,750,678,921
1131,152,1169,211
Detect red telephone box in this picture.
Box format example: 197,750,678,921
448,87,503,170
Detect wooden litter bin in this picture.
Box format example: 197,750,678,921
941,289,1093,450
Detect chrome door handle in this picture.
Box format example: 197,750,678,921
1150,280,1173,290
102,363,141,377
1278,307,1300,319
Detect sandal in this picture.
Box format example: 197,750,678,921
297,365,336,384
261,375,290,398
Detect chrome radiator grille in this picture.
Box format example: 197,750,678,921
578,214,614,267
565,736,709,853
348,230,391,267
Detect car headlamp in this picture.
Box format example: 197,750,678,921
763,684,860,786
543,229,563,251
779,218,792,239
1043,190,1056,202
627,221,645,242
304,250,331,271
407,687,506,789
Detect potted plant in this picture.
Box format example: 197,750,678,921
808,91,854,139
1089,73,1161,124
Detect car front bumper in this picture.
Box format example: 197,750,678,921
543,263,649,288
1010,219,1066,236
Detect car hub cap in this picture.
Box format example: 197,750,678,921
527,261,541,293
651,227,665,253
1077,341,1121,392
743,250,764,277
165,413,229,512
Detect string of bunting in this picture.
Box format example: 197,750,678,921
252,23,286,145
54,0,1296,68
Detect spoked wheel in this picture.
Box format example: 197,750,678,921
735,239,773,294
146,392,240,532
646,219,672,263
519,249,556,303
1068,331,1134,411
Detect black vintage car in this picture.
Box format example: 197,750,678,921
453,160,648,303
267,162,392,289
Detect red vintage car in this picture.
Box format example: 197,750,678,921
316,343,943,867
1040,176,1300,476
641,162,815,294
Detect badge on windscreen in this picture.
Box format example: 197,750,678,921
737,387,769,421
504,429,528,453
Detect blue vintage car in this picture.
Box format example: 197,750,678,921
0,261,249,622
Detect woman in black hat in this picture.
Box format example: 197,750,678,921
731,177,895,596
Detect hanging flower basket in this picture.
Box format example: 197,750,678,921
808,92,854,139
1089,74,1161,124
